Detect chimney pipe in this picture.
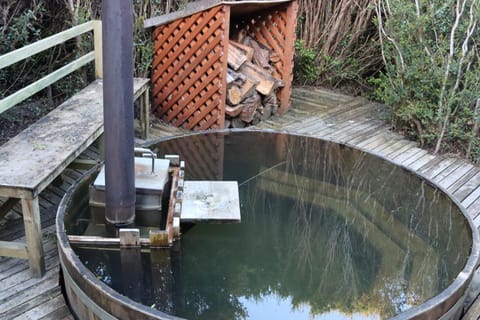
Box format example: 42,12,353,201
102,0,136,226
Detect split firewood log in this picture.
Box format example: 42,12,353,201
228,43,249,71
227,86,242,105
225,103,244,117
263,93,279,115
230,40,254,61
238,78,257,101
239,61,278,96
244,36,271,69
240,92,261,123
231,117,246,128
227,68,246,85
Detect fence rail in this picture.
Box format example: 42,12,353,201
0,20,102,114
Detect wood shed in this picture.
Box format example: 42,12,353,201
144,0,298,130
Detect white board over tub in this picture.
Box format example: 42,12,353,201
180,181,241,223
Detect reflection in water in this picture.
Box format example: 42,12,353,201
72,132,471,319
238,295,381,320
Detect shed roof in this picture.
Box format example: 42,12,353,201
144,0,292,29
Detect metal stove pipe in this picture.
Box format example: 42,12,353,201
102,0,135,226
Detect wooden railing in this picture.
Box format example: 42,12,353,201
0,20,103,114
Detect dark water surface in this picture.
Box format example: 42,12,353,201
72,131,472,319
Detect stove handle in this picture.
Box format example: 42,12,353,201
134,147,156,173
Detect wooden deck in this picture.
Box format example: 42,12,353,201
2,87,480,319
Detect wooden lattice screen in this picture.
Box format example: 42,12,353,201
151,5,229,130
150,1,298,130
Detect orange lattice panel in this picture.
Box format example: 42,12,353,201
231,1,298,114
151,5,229,130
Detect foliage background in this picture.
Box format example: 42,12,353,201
0,0,185,144
1,0,479,162
371,0,479,160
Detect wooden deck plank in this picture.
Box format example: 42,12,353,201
469,200,480,222
325,103,377,123
391,148,425,165
417,156,445,173
344,125,391,146
463,186,480,209
454,172,480,202
0,272,60,317
16,295,69,320
0,237,56,271
0,247,58,297
277,109,325,129
280,117,324,133
464,283,480,320
408,154,438,171
289,98,331,112
39,304,72,320
332,123,380,144
320,117,379,140
383,141,418,159
312,103,375,126
421,158,458,179
448,169,480,196
356,131,399,152
290,98,369,131
435,162,475,188
370,136,403,153
0,227,57,277
463,270,480,318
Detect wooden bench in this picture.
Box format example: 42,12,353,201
0,21,150,277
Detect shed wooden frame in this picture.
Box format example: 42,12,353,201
145,0,298,131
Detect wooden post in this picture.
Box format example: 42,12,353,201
93,20,103,79
120,247,143,301
141,87,150,140
278,0,298,114
218,5,230,130
150,249,174,309
119,228,140,247
21,197,45,278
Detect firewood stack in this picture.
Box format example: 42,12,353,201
224,34,284,128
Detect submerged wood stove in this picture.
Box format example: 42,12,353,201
68,148,241,249
83,0,240,251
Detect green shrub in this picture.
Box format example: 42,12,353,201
372,0,480,161
294,40,320,85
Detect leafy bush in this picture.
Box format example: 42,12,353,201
372,0,480,161
294,40,320,85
